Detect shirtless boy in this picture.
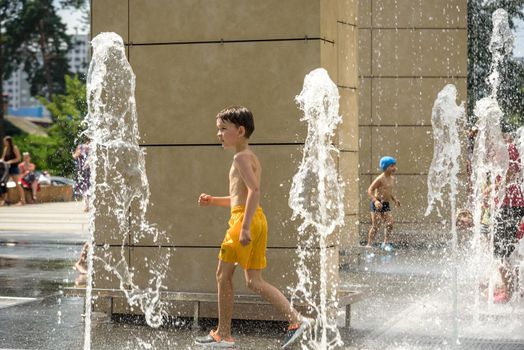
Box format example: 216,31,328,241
366,156,400,250
196,106,311,348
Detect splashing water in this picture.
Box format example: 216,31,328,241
83,32,170,349
487,9,514,98
469,9,512,313
426,84,465,218
289,68,345,349
425,84,465,345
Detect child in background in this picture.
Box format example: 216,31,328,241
366,156,400,251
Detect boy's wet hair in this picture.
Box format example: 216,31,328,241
216,106,255,138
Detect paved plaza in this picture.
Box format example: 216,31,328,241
0,203,523,349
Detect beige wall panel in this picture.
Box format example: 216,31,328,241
321,41,338,84
91,145,130,246
370,126,432,174
91,0,128,43
358,77,372,125
359,126,372,174
395,174,469,224
372,29,467,77
372,78,467,126
131,41,321,145
92,246,129,290
358,174,372,223
129,0,331,44
373,0,467,28
358,0,372,28
394,175,433,222
338,24,358,88
339,88,359,151
338,0,358,25
130,247,339,295
340,151,359,216
320,0,337,42
135,145,311,248
341,214,359,249
358,29,371,77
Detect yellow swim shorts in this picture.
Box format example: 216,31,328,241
218,206,267,270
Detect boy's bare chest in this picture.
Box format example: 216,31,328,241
380,177,395,192
229,165,246,194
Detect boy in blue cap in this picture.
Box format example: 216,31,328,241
366,156,400,250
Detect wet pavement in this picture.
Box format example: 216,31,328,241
0,204,523,349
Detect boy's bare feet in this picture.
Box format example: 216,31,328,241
195,330,235,348
15,201,24,206
282,317,314,349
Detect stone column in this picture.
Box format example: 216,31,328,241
91,0,359,319
358,0,467,245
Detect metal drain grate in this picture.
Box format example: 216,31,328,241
460,338,524,350
367,334,524,350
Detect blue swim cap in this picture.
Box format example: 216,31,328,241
379,156,396,171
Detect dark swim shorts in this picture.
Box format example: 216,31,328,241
370,200,391,213
8,164,20,175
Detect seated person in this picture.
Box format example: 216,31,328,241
18,152,39,203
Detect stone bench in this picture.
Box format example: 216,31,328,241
62,287,363,329
5,184,73,204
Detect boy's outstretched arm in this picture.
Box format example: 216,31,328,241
367,177,383,210
198,193,231,207
234,153,260,246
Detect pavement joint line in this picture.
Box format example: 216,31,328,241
0,240,86,245
0,296,41,310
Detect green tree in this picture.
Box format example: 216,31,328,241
7,0,72,101
38,74,87,176
0,0,24,148
468,0,524,128
1,0,86,152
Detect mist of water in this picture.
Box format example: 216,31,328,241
425,83,465,346
469,10,512,314
83,32,170,349
289,68,345,349
426,84,465,219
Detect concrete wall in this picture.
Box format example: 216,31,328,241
91,0,359,319
358,0,468,244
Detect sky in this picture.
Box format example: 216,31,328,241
515,19,524,57
58,5,524,57
55,2,89,35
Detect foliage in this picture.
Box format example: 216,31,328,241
6,75,86,176
6,0,72,100
38,74,87,177
467,0,524,128
0,0,25,146
0,0,87,150
13,133,57,172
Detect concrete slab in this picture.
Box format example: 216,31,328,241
0,202,88,243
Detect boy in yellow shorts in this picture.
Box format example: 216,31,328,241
196,106,311,348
